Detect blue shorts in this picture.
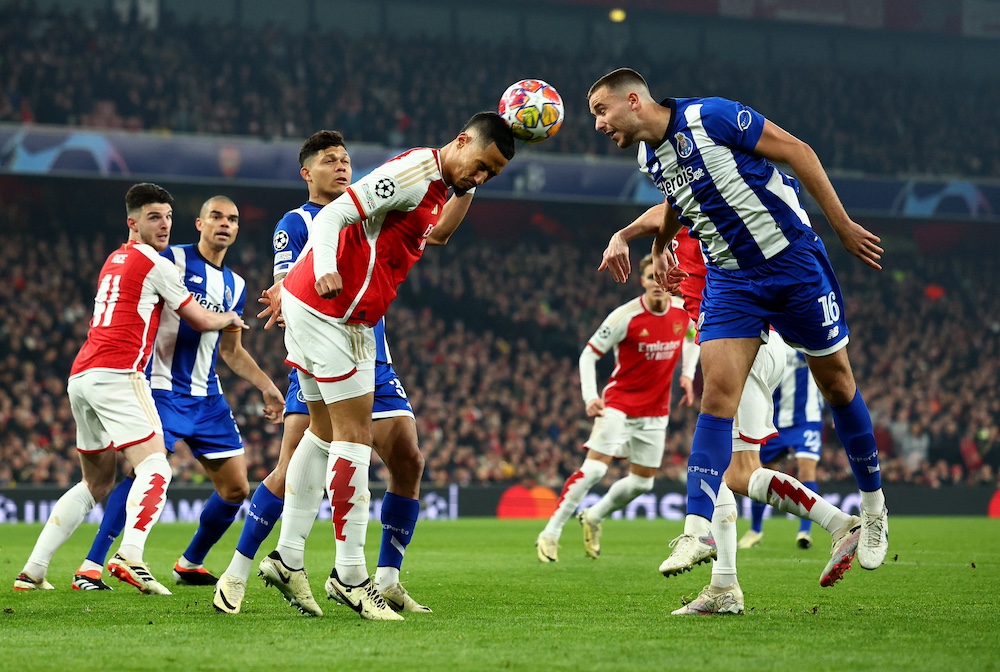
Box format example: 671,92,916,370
152,390,243,460
284,364,413,419
373,363,414,419
699,234,850,356
760,422,823,464
285,369,308,416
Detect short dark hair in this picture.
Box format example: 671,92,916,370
462,112,516,160
587,68,650,99
200,195,237,219
299,130,346,167
125,183,173,216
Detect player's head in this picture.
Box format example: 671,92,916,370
299,130,351,203
125,182,174,251
639,253,668,303
588,68,656,149
196,195,240,253
441,112,515,193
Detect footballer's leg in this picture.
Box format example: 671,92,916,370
107,437,173,595
75,473,132,590
17,450,115,591
215,410,309,614
175,453,248,586
372,413,431,613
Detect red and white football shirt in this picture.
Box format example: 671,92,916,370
70,241,193,377
671,226,707,325
283,147,448,326
587,295,690,418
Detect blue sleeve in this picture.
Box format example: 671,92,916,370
699,97,765,154
272,212,309,277
160,246,176,262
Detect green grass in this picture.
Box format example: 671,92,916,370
1,517,998,671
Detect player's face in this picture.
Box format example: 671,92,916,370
640,264,667,302
590,86,640,148
446,133,509,192
303,146,352,201
196,200,240,251
129,203,173,251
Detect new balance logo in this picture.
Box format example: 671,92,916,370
189,275,204,284
867,465,881,473
826,326,840,340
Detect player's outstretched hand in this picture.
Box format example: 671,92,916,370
261,386,285,425
838,220,883,270
651,251,687,292
678,375,696,408
585,398,606,418
257,280,284,330
598,232,631,283
315,272,343,299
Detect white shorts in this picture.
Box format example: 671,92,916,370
732,331,786,450
67,370,163,453
282,291,376,405
584,407,669,469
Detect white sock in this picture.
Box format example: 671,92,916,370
328,441,372,587
118,453,171,562
23,482,96,579
861,489,886,516
79,559,103,574
710,483,738,589
275,429,329,569
375,566,400,589
224,553,253,582
683,513,712,538
541,458,608,539
587,473,654,523
747,468,850,535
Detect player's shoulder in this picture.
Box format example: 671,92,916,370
276,205,312,231
606,296,645,323
378,147,441,181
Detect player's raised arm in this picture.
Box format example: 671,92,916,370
600,202,668,282
752,119,883,270
218,330,285,424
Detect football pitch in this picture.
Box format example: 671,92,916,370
2,517,997,671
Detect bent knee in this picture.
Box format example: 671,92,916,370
219,482,250,503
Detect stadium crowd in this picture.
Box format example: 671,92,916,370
0,3,997,179
2,215,998,492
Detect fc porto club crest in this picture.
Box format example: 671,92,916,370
674,132,694,158
737,109,753,131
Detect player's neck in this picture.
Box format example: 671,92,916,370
309,192,333,206
641,104,673,146
645,295,668,313
197,240,226,267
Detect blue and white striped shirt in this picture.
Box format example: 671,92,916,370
149,244,246,396
639,97,812,270
773,342,824,429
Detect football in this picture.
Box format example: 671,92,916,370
498,79,565,144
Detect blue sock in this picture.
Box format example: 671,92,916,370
182,492,242,566
830,391,882,492
750,500,766,534
235,483,284,560
86,477,132,566
686,414,733,521
799,481,818,533
378,492,420,570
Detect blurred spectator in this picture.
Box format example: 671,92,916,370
1,3,997,178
